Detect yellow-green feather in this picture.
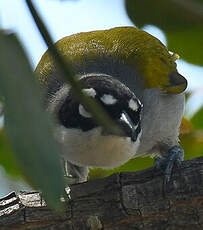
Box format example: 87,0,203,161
35,27,179,92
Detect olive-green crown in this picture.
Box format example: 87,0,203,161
36,27,187,94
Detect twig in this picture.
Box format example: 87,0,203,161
25,0,122,134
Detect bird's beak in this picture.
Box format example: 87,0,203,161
117,111,138,141
102,111,139,141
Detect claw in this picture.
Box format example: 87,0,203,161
154,145,184,190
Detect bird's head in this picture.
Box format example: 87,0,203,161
36,26,187,95
50,74,142,168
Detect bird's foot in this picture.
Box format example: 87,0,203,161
62,163,88,201
154,145,184,188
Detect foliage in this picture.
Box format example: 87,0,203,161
181,107,203,159
0,31,64,209
0,129,21,177
125,0,203,66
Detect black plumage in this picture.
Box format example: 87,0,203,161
58,75,142,133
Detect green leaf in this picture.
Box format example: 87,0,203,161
180,107,203,158
0,31,65,209
89,157,154,180
166,27,203,66
0,101,3,117
0,129,22,177
125,0,203,66
180,132,203,159
191,107,203,129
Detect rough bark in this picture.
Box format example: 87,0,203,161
0,157,203,230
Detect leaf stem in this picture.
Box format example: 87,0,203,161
25,0,122,134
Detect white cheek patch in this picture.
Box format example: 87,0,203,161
128,98,138,112
79,104,92,118
100,94,117,105
82,88,96,97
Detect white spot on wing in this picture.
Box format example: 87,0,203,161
129,99,138,111
82,88,96,97
101,94,117,105
79,104,92,118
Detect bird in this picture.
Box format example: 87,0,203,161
35,26,187,184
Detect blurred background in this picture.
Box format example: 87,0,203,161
0,0,203,197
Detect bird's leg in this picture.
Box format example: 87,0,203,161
154,145,184,186
63,160,88,186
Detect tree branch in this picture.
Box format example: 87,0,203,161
1,157,203,230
